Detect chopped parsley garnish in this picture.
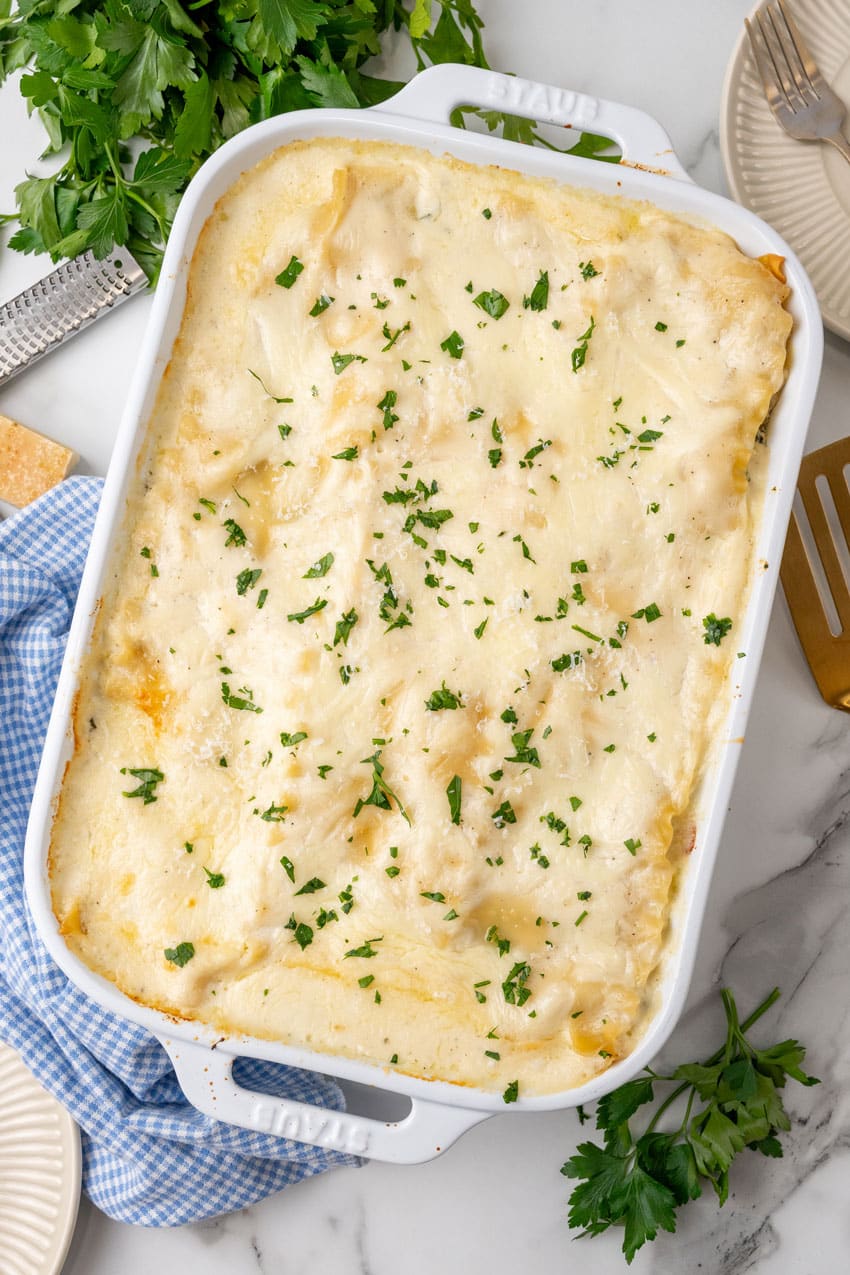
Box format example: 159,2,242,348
318,764,334,779
203,868,225,889
440,330,465,359
367,559,413,632
303,552,334,579
287,598,328,624
247,369,293,403
198,498,216,514
286,917,313,950
381,320,411,351
420,890,446,903
637,428,663,444
223,519,247,548
502,961,532,1006
447,775,462,825
482,207,493,219
332,446,358,461
513,534,535,562
474,618,488,639
221,683,262,713
503,1080,519,1104
632,602,662,623
164,942,194,967
523,270,549,311
295,877,326,896
425,683,462,711
353,750,411,825
344,937,383,959
505,729,541,769
552,651,583,672
519,439,552,468
280,731,307,748
579,261,599,280
703,613,733,645
655,320,668,331
624,838,642,855
120,767,164,804
333,608,358,647
277,424,292,440
236,568,262,596
378,389,399,430
309,293,334,318
280,856,295,881
331,351,367,375
474,289,510,319
571,315,596,373
417,508,453,530
468,406,485,420
575,910,588,926
492,799,517,827
275,255,303,288
530,843,550,868
676,338,687,347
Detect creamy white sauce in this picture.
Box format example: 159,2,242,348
49,139,790,1098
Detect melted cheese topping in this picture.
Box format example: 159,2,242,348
49,139,790,1098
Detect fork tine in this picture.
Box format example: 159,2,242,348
745,15,786,111
774,0,824,97
757,8,806,110
766,2,819,105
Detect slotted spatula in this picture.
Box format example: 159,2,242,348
781,436,850,710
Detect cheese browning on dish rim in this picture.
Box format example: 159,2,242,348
49,138,791,1099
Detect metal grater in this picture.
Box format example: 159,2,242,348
0,249,148,387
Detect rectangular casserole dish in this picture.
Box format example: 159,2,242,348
24,64,823,1164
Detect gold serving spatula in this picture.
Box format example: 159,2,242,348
781,436,850,710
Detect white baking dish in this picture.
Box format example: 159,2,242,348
23,64,823,1165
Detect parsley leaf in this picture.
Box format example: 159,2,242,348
703,613,733,645
275,255,303,288
523,270,549,311
473,288,510,319
164,941,195,967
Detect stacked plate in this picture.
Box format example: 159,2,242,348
0,1043,80,1275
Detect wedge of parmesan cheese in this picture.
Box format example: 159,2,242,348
0,413,77,507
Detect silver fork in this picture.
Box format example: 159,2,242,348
746,0,850,165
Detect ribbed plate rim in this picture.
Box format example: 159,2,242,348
0,1041,81,1275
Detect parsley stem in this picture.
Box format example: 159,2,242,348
642,986,782,1136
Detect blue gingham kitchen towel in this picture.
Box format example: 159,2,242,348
0,476,359,1225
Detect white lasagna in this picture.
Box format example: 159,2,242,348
49,139,791,1099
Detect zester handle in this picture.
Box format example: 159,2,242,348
0,249,147,387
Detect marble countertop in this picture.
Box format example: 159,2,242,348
2,1,848,1271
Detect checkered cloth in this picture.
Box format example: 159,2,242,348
0,477,358,1226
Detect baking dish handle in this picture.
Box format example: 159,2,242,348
159,1037,490,1164
375,63,691,182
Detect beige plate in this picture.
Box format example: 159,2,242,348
0,1041,81,1275
721,0,850,340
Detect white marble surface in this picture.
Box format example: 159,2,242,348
2,1,849,1270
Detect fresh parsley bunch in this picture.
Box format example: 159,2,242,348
0,0,614,284
562,988,818,1264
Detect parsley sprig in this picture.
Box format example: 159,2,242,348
0,1,618,283
561,988,817,1264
